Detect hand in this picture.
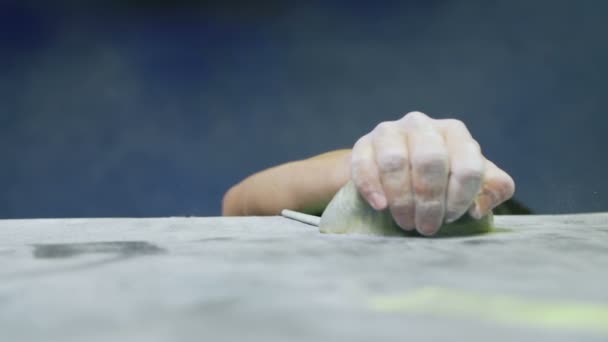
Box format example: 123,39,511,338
351,111,515,236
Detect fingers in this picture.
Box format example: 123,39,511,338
352,111,515,237
351,135,387,210
437,119,485,223
406,114,449,236
469,159,516,219
371,122,415,230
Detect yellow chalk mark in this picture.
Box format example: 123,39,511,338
370,287,608,335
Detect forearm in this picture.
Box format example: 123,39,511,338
222,150,351,216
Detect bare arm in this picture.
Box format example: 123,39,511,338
222,150,352,216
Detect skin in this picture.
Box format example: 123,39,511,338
223,111,515,236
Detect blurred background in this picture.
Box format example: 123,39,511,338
0,0,606,218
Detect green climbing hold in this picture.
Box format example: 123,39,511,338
320,181,493,237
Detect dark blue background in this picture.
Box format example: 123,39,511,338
1,1,606,218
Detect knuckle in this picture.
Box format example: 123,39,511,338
356,179,376,196
374,121,394,133
499,175,516,199
448,190,479,208
377,152,408,173
401,111,428,125
352,134,369,149
416,199,443,211
415,153,448,174
452,166,483,186
486,167,515,200
391,195,415,209
414,183,443,199
466,140,481,153
444,118,467,131
406,111,427,119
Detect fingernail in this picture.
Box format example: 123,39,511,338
415,200,444,236
469,200,489,219
369,192,387,210
418,221,441,236
470,193,492,219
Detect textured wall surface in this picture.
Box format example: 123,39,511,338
1,1,607,218
1,214,607,341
